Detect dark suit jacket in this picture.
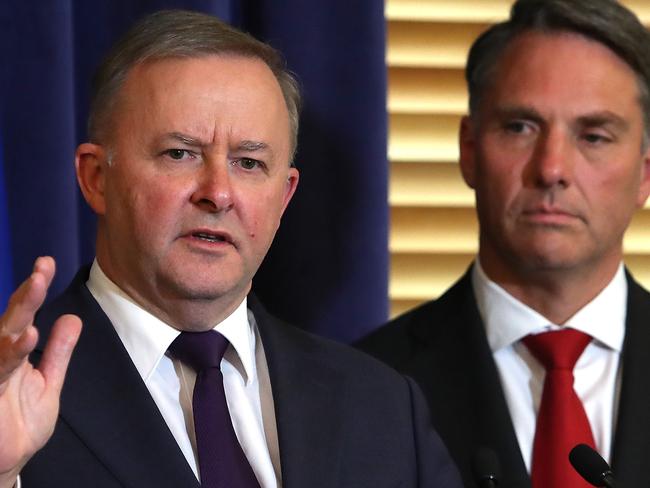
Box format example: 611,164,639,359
359,266,650,488
22,266,462,487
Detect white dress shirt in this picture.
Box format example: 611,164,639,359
86,261,281,487
471,261,625,470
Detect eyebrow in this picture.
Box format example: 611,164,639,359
576,111,629,132
237,140,269,152
162,132,206,147
493,105,545,124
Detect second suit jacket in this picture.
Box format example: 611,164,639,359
359,266,650,488
22,266,462,487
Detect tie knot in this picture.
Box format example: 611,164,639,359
523,329,592,371
168,330,229,372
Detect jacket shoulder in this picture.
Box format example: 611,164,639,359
356,270,475,367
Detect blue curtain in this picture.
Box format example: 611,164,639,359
0,139,12,310
0,0,387,342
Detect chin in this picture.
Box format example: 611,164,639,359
158,270,244,301
515,250,585,273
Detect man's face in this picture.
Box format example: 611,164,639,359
460,31,650,283
77,55,298,328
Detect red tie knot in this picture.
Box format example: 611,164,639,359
523,329,592,371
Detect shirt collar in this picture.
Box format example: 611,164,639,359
86,260,256,385
472,260,626,353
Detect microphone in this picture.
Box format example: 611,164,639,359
569,443,617,488
472,447,500,487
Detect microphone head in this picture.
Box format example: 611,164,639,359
569,443,611,486
472,447,501,485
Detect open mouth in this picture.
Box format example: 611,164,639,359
192,232,229,243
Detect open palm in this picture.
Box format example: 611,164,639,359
0,257,81,487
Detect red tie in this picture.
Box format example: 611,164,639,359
522,329,596,488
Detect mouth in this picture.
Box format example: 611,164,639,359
524,208,572,216
194,232,227,243
520,206,582,225
185,229,234,246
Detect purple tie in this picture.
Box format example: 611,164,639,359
169,330,260,488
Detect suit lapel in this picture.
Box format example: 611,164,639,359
35,269,199,488
251,298,345,488
611,273,650,486
409,270,530,488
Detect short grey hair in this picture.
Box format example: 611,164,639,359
465,0,650,141
88,9,301,163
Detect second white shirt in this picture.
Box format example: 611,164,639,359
472,261,625,470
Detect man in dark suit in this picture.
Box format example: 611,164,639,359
0,10,461,488
360,1,650,487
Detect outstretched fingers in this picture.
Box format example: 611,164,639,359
0,256,79,483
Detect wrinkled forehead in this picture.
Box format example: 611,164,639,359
108,55,291,154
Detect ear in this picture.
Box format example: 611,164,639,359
75,143,109,215
636,145,650,208
459,116,478,189
280,167,299,215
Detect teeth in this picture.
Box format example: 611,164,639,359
194,233,225,242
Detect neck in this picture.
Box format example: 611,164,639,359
479,255,621,325
94,256,247,332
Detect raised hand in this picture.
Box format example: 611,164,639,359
0,257,82,488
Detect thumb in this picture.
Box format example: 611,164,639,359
37,315,82,395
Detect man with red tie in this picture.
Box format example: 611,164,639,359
360,0,650,487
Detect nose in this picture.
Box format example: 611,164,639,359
190,161,234,212
526,128,574,189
